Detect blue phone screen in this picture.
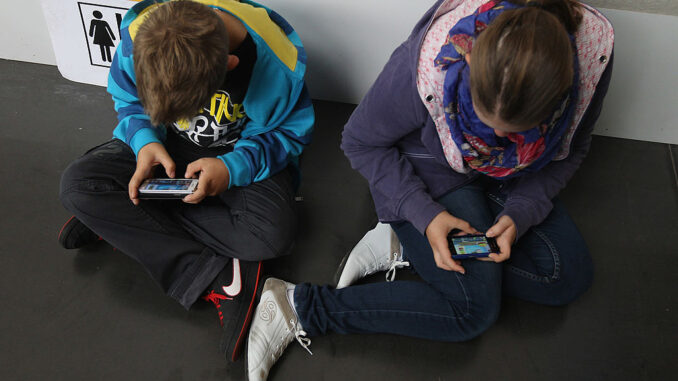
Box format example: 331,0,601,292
144,179,193,191
451,235,492,255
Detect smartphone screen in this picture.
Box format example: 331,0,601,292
138,179,198,198
141,179,195,192
449,235,497,258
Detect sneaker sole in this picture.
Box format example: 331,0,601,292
229,261,263,362
57,216,79,247
334,220,381,288
58,216,101,249
333,250,352,288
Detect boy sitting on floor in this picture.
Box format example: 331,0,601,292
58,0,314,363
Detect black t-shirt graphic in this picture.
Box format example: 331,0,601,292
171,34,257,149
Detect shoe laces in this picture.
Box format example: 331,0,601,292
203,290,233,325
203,290,233,305
272,318,313,359
291,319,313,355
385,252,410,282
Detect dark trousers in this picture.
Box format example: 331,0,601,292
295,178,593,341
59,139,298,309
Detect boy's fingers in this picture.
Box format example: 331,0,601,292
128,171,144,203
183,175,207,204
163,160,176,178
183,188,205,204
148,147,175,178
184,161,202,179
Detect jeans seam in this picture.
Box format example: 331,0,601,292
314,271,473,322
454,272,472,317
237,191,278,254
325,309,472,320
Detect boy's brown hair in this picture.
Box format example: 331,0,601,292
470,0,582,129
133,0,229,125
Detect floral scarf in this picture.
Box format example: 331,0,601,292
434,0,579,178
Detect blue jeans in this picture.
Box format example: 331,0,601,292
294,178,593,341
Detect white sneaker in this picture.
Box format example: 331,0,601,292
335,222,409,289
246,278,312,381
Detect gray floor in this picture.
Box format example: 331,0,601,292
1,59,676,381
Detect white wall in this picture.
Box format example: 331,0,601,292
588,9,678,143
261,0,436,105
0,0,56,64
3,0,677,144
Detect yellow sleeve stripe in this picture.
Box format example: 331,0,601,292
127,2,163,42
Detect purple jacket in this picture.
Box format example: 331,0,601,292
341,0,614,237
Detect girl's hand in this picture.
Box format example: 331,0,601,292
483,215,516,263
425,211,479,274
182,158,230,204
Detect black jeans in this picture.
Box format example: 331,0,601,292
59,139,297,309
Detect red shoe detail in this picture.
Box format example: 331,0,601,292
230,261,262,361
58,216,77,240
203,290,233,325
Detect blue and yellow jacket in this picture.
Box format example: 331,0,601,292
108,0,314,188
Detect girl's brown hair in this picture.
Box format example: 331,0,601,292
470,0,582,129
134,1,229,125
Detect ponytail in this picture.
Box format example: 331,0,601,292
508,0,582,34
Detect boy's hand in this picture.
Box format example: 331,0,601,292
480,215,516,263
182,158,230,204
129,142,175,205
425,211,480,274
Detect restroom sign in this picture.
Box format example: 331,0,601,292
77,2,127,67
41,0,136,86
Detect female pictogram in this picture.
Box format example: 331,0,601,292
89,10,116,62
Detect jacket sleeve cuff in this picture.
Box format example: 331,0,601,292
219,151,251,189
397,190,446,235
497,196,550,239
129,128,163,156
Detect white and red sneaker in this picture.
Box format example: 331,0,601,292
203,258,263,362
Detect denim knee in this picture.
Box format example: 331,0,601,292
441,291,501,342
534,243,593,306
59,157,123,215
236,211,297,260
548,253,593,306
59,160,86,211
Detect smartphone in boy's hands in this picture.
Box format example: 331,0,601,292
138,178,198,199
447,233,499,259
